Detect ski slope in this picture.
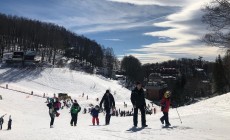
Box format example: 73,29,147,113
0,67,133,107
0,67,230,140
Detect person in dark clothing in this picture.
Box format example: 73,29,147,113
160,90,171,127
131,81,148,127
47,98,56,128
7,115,12,130
90,105,100,125
0,114,6,130
70,100,81,126
0,117,3,130
100,90,115,125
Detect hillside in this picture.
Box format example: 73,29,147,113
0,67,230,140
0,67,132,107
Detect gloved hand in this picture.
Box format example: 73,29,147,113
99,107,103,113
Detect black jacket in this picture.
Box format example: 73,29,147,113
100,93,115,109
131,87,146,107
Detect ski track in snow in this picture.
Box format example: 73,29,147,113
0,67,230,140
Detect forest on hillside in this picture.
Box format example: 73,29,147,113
0,13,118,77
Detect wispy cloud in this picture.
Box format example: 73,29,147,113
104,39,123,41
107,0,189,6
124,0,223,63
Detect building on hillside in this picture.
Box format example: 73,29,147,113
145,73,168,101
145,69,178,101
145,80,167,101
2,51,36,64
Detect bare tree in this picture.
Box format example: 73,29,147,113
202,0,230,49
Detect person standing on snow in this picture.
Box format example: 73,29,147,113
100,89,115,125
70,100,81,126
90,105,100,125
0,114,6,130
160,90,171,127
131,81,148,128
47,98,56,128
7,115,12,130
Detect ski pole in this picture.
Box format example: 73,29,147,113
176,108,182,124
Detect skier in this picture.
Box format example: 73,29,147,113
90,105,100,125
47,98,56,128
0,114,6,130
7,115,12,130
131,81,148,128
160,90,171,127
100,89,115,125
70,100,81,126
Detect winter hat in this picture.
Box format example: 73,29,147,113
106,90,110,93
95,105,100,110
135,81,141,85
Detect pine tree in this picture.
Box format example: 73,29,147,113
213,55,226,94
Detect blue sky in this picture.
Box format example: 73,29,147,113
0,0,222,63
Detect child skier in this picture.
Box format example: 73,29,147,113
90,105,100,125
70,100,81,126
7,115,12,130
160,90,171,127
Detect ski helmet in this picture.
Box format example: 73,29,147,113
164,90,171,98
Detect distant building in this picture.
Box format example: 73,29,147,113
145,73,168,101
145,80,167,101
2,51,36,64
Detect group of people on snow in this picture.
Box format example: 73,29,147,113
0,114,12,130
46,81,171,128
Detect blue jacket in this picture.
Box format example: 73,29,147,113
91,108,99,117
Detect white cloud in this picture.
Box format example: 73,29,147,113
40,0,176,34
107,0,190,6
104,39,123,41
126,0,224,63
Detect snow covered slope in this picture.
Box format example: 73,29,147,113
0,67,132,107
0,67,230,140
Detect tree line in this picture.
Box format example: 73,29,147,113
0,13,117,76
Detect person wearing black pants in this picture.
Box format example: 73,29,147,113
50,115,55,127
100,90,115,125
70,114,78,126
70,100,81,126
47,99,56,128
133,106,146,127
161,112,169,125
131,81,148,127
7,115,12,130
105,108,111,125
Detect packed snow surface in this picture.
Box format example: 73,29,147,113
0,67,230,140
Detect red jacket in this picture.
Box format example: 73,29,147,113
161,97,170,113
